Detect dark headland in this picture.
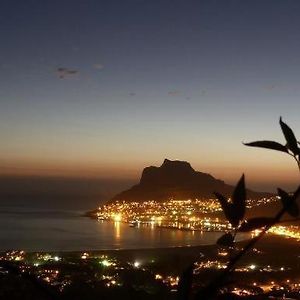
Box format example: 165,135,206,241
110,159,270,203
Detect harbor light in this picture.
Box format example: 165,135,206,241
133,261,140,268
113,213,122,222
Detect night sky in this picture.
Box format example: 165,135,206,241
0,0,299,191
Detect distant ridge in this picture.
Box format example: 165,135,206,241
111,159,270,202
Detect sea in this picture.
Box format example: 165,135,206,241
0,198,232,252
0,177,248,252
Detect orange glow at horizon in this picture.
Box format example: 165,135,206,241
0,148,298,192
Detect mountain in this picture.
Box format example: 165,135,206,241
111,159,270,202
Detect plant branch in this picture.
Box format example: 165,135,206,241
191,118,299,300
296,158,300,173
195,183,300,300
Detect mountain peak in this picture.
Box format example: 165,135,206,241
161,158,194,170
110,159,269,202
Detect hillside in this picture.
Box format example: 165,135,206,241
111,159,270,202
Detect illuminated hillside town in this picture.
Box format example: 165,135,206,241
90,197,277,231
88,197,300,243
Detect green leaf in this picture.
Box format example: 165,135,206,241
217,233,234,247
278,188,299,217
280,117,300,156
239,217,276,232
231,174,246,225
244,140,288,153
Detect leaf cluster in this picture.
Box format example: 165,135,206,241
178,117,300,300
215,118,300,247
244,117,300,165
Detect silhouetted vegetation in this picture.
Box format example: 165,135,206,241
178,117,300,300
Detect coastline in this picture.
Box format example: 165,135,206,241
1,234,297,259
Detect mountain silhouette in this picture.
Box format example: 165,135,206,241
111,159,269,202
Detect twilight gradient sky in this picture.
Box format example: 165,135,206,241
0,0,299,191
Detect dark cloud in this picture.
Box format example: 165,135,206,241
129,92,136,96
55,67,79,79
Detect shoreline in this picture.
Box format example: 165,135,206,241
1,234,296,260
0,239,218,255
0,207,229,253
85,212,229,233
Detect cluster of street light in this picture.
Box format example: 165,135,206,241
93,197,280,232
94,199,229,231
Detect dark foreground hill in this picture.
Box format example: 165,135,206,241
111,159,270,202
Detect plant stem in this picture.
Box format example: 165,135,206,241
195,184,300,300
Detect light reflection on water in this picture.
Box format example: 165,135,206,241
114,221,121,245
0,206,250,252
